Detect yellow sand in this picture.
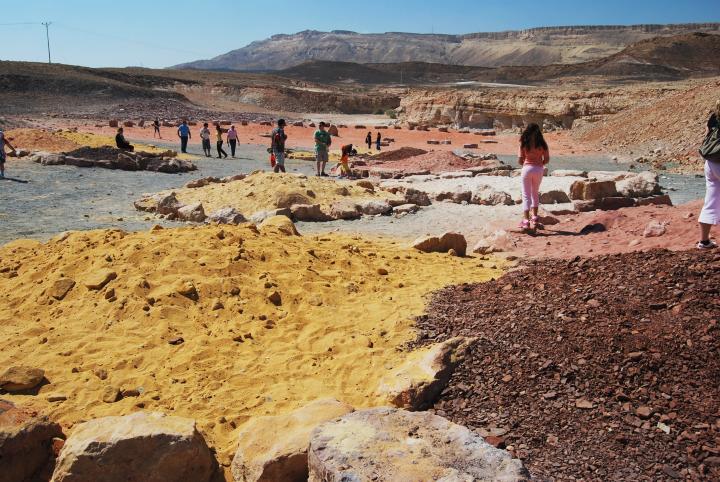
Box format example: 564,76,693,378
0,224,501,467
161,171,401,215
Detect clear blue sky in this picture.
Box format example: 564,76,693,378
1,0,718,68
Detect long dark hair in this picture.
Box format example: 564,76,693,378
520,123,548,150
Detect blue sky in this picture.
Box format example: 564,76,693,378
1,0,718,68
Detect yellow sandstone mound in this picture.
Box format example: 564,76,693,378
0,224,501,467
154,171,401,216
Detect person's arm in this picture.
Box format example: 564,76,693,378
518,146,525,166
4,138,16,153
177,127,181,138
544,147,550,165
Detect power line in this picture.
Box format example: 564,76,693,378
0,22,39,26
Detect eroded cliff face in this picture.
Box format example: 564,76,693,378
398,87,663,130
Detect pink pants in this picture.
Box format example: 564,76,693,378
699,159,720,225
521,164,544,211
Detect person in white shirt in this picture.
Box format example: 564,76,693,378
0,129,17,179
199,123,211,157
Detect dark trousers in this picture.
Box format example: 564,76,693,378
180,136,188,153
217,141,228,158
229,139,237,156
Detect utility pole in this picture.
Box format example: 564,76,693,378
42,22,52,64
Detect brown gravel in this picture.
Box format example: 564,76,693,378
415,249,720,481
370,147,428,162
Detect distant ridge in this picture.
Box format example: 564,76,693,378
172,23,720,71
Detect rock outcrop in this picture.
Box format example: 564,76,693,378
0,366,45,392
376,337,474,410
308,408,529,481
51,412,215,482
412,232,467,257
35,147,195,173
0,400,64,482
231,399,353,482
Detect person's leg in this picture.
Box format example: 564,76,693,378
520,166,532,222
181,136,188,153
529,167,543,220
698,160,719,244
222,143,228,158
0,160,5,178
316,159,321,176
230,139,236,157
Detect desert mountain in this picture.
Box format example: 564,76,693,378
277,33,720,85
173,23,720,71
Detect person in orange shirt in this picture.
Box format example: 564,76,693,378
338,144,357,178
517,123,550,230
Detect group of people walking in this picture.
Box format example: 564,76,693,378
175,120,241,158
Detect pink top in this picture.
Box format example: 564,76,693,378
519,146,549,166
227,129,238,140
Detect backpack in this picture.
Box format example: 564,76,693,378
700,126,720,162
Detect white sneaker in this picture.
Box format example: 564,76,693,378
697,240,718,249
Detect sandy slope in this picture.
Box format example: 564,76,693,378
0,223,501,467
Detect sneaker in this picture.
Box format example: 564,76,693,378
321,172,329,177
697,240,718,249
518,219,530,229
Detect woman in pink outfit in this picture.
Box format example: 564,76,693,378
697,100,720,249
518,123,550,230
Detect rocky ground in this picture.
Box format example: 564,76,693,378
415,249,720,481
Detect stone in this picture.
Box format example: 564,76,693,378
259,216,300,236
273,190,311,209
636,406,653,419
536,215,560,226
596,197,636,210
185,177,221,189
539,190,571,204
616,171,661,198
470,185,514,206
357,200,392,216
569,180,618,201
463,143,479,149
290,204,330,222
439,232,467,257
328,125,339,137
208,207,247,225
404,188,431,206
267,291,282,306
412,236,442,253
376,337,474,410
355,179,374,191
393,204,419,214
177,203,206,223
48,278,76,300
83,270,117,291
108,120,119,128
156,193,183,215
329,201,361,220
101,386,120,403
40,153,67,166
231,399,353,482
636,194,673,207
123,121,134,127
248,208,291,224
643,220,667,238
308,408,528,481
0,399,64,482
551,169,587,177
472,230,511,254
0,366,45,392
435,190,471,204
51,412,214,482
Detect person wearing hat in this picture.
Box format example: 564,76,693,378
271,119,288,173
314,121,332,176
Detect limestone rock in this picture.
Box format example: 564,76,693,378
274,190,311,209
472,230,511,254
329,201,361,220
231,399,353,482
596,197,636,210
435,190,471,204
539,190,571,204
552,169,587,177
51,412,214,482
83,270,117,291
470,185,514,206
439,232,467,257
636,194,673,207
357,200,392,216
259,216,300,236
328,125,339,137
643,220,667,238
404,188,431,206
177,203,207,223
569,180,618,201
0,399,64,482
355,179,374,191
156,193,183,215
208,207,247,225
376,337,474,410
48,278,76,300
290,204,330,222
185,177,221,189
616,171,661,198
412,236,442,253
248,208,291,224
308,408,528,482
0,366,45,392
393,204,419,215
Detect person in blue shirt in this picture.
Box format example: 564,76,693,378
177,120,192,153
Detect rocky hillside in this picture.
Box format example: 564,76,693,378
173,24,720,71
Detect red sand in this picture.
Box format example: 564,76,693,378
52,120,595,158
497,201,706,259
368,150,483,173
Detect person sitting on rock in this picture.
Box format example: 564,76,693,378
115,128,134,151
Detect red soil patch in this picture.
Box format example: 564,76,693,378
3,128,79,153
416,248,720,480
